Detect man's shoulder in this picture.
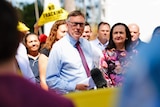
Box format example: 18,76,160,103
140,40,147,45
80,38,92,47
90,38,98,43
138,39,148,47
52,37,68,49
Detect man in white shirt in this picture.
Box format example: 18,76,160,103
46,10,95,94
90,22,110,51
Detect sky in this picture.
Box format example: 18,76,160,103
106,0,160,42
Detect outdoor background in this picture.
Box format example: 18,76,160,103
9,0,160,42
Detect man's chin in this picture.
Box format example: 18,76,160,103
75,34,82,37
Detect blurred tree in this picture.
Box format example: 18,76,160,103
16,2,43,33
64,0,76,13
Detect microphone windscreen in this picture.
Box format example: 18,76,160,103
91,68,107,88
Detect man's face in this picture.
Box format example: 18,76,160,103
81,25,92,40
128,24,140,42
98,24,110,42
26,34,40,52
67,16,85,40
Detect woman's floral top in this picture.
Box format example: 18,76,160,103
99,48,135,87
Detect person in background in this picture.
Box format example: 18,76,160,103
24,33,41,85
81,22,102,68
16,22,36,83
81,22,92,40
99,22,133,87
38,19,67,90
90,21,110,51
128,23,146,50
89,22,110,68
118,36,160,107
0,1,74,107
46,10,95,94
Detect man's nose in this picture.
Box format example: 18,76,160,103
76,24,81,28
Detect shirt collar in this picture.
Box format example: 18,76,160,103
66,33,78,47
95,38,109,46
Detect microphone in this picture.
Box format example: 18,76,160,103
91,68,107,88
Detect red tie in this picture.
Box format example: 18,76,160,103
76,41,90,77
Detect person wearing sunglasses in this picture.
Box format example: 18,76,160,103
46,10,95,94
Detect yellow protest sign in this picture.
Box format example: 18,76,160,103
17,22,30,32
64,88,120,107
38,3,68,26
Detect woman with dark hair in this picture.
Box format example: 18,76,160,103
38,20,67,90
106,23,132,51
99,22,134,87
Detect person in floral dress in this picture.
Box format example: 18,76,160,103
99,22,135,87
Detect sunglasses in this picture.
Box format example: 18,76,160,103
68,21,85,27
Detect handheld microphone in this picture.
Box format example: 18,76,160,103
91,68,107,88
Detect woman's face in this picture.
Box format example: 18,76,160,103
112,25,127,46
56,24,68,40
26,34,40,52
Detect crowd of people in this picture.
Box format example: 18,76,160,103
1,0,160,106
17,8,145,93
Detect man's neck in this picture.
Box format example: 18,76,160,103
28,51,39,57
98,37,108,45
28,53,40,60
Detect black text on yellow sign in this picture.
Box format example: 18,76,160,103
38,3,68,26
43,9,63,18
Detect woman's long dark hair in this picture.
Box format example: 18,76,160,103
106,22,132,52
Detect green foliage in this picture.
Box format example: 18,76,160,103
16,2,43,33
